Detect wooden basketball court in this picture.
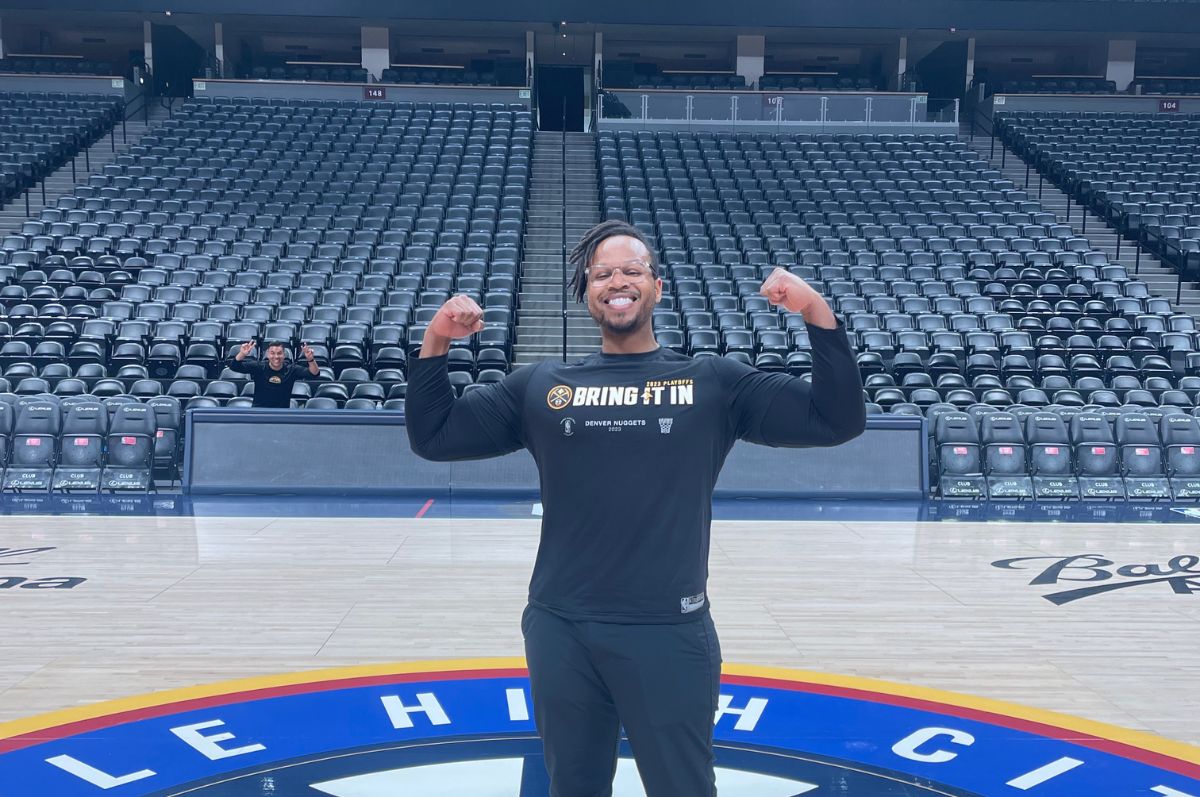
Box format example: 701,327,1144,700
2,513,1197,749
0,513,1195,744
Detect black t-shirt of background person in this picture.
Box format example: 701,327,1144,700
227,358,316,408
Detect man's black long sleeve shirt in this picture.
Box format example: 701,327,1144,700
405,323,865,624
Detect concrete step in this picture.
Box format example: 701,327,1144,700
517,337,602,349
515,350,602,365
520,322,601,334
517,311,594,321
519,287,575,298
516,343,600,351
521,264,574,274
518,308,593,318
526,208,597,214
515,131,601,356
517,307,589,317
516,338,601,347
515,343,601,353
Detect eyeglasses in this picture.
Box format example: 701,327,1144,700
586,259,656,285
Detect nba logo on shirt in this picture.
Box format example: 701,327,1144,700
561,418,575,436
659,418,673,434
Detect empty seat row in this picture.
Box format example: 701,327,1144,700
0,398,168,492
628,73,747,90
0,97,532,389
759,75,879,92
993,78,1117,95
0,92,122,202
247,65,369,83
0,59,115,76
935,410,1200,501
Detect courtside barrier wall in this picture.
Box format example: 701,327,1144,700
183,410,927,499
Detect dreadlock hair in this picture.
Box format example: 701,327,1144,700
567,220,658,303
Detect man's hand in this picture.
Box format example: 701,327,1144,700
301,342,319,375
429,295,485,339
236,340,255,361
760,268,838,329
420,295,485,359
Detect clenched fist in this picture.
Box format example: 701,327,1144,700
760,268,837,329
429,294,485,340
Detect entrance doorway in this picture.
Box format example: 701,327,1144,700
536,66,584,131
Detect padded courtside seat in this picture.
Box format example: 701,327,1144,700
101,403,156,492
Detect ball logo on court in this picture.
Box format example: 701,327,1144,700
0,547,86,591
546,385,573,410
993,553,1200,604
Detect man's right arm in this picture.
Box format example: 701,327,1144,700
405,336,528,462
405,298,527,462
227,357,253,375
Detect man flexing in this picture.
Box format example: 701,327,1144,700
406,219,865,796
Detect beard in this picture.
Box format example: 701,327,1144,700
588,293,656,337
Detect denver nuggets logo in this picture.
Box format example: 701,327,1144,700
546,385,572,410
3,661,1195,797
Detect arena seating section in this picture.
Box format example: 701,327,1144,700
2,86,1198,499
1137,78,1200,96
599,128,1200,500
996,111,1200,287
625,73,748,90
608,73,881,92
0,92,123,204
241,64,523,87
248,65,369,83
0,95,531,489
0,58,117,77
379,66,522,87
993,78,1117,95
758,75,881,92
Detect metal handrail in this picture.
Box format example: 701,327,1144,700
560,106,568,363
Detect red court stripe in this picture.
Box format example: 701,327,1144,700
0,668,529,754
414,499,434,518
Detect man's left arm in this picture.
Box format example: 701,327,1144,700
299,344,322,379
730,269,866,447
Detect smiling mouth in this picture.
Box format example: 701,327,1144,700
605,295,636,309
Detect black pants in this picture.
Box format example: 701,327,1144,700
521,603,723,797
